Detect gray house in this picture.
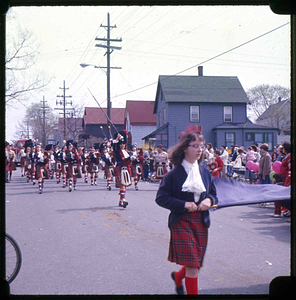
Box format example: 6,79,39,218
143,69,278,151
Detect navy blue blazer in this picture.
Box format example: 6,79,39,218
155,164,218,228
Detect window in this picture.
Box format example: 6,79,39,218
158,111,162,127
264,133,273,151
254,133,263,143
225,132,235,149
245,133,253,141
224,106,232,122
163,108,166,124
190,106,199,122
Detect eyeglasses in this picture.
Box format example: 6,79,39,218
188,144,205,150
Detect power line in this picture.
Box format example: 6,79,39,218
106,21,290,100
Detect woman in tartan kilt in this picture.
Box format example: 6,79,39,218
66,143,82,192
25,146,32,182
60,146,68,188
100,144,114,191
30,146,37,185
155,131,218,295
88,147,101,186
81,148,89,183
35,145,50,194
112,131,131,208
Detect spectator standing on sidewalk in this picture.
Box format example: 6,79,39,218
258,143,272,184
213,150,224,178
220,145,229,178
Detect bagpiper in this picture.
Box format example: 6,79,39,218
100,142,114,191
154,144,169,180
112,131,131,208
53,144,62,184
30,145,37,185
81,148,89,183
18,143,26,177
66,142,81,192
88,146,100,186
25,146,32,182
34,144,49,194
60,146,68,188
130,145,144,190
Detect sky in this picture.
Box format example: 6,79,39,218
5,5,290,142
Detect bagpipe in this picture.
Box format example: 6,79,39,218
155,162,166,178
121,166,132,186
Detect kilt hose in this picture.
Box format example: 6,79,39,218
103,165,112,178
168,211,208,268
114,165,131,188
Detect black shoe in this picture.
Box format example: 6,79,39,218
62,185,66,188
122,201,128,208
69,188,72,192
119,201,123,207
171,272,185,295
107,186,111,191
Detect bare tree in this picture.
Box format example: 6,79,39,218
247,84,290,118
5,14,51,107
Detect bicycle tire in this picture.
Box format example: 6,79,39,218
6,233,22,284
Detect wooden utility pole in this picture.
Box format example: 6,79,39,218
95,13,122,132
55,80,73,141
40,96,49,147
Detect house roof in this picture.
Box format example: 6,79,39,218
125,100,156,125
83,107,125,125
256,98,290,121
142,123,168,140
154,75,249,113
213,119,279,130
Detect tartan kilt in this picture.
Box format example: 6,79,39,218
35,164,49,180
20,157,26,168
155,164,168,179
88,162,99,174
5,159,9,173
29,162,35,174
55,161,62,173
72,164,82,179
61,162,68,175
9,162,17,171
131,163,143,177
104,165,112,178
168,211,208,268
114,165,131,188
81,162,88,174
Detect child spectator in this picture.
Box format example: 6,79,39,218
214,150,224,178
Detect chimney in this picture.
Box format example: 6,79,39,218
198,66,203,76
278,96,282,102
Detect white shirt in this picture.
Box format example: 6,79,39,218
181,159,206,202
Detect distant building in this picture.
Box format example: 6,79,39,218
124,100,156,147
82,107,125,141
256,97,290,143
143,67,278,150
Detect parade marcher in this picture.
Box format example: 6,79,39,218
48,149,56,179
154,144,169,181
100,143,114,190
18,143,27,177
60,146,68,188
155,131,218,295
66,143,81,192
258,143,272,184
130,145,144,190
25,146,32,182
6,144,17,182
112,131,131,208
88,146,100,186
5,141,10,183
143,149,150,181
35,144,49,194
81,148,89,183
30,146,37,185
53,144,62,184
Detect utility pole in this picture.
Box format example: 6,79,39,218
40,96,49,147
95,12,122,132
55,80,73,141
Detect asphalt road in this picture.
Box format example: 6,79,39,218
5,169,290,295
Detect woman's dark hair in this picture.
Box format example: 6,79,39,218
168,132,205,166
214,149,220,155
281,141,291,154
251,145,257,152
238,148,244,154
260,144,269,152
273,173,283,183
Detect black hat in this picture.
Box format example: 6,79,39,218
45,144,53,150
66,140,73,147
94,143,100,150
113,130,127,144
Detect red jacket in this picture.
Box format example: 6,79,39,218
280,153,291,182
213,157,224,177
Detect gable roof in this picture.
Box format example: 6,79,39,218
83,107,125,125
213,119,278,130
125,100,156,125
154,75,249,113
256,98,290,121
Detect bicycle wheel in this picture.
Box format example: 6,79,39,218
6,233,22,283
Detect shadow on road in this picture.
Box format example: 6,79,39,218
56,205,123,213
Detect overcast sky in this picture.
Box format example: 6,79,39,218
5,5,290,141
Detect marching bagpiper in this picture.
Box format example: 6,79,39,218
48,149,56,179
18,144,27,177
60,146,68,188
130,145,144,190
25,146,32,182
88,146,100,186
30,146,37,185
53,144,62,184
81,148,89,183
100,142,114,191
66,142,81,192
154,144,169,180
35,144,49,194
112,131,131,208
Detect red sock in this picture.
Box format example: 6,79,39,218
185,276,198,295
174,266,186,287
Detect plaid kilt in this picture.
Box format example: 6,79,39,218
81,162,88,174
131,163,143,177
9,161,17,171
66,164,82,179
168,211,208,268
35,164,49,180
88,162,99,174
20,157,26,168
55,161,62,173
114,165,131,188
5,158,9,173
104,165,112,178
